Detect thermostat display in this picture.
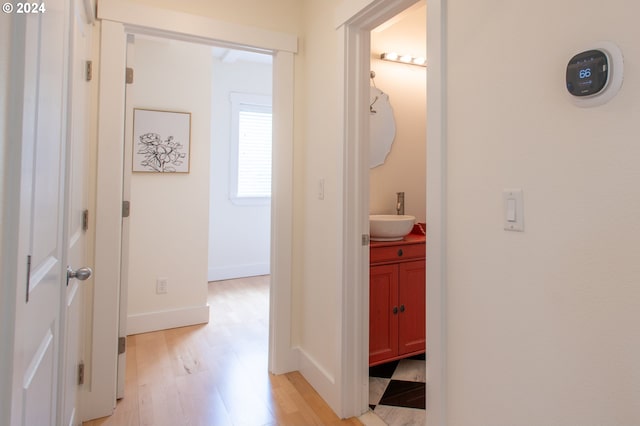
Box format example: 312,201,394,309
566,50,608,96
565,42,623,107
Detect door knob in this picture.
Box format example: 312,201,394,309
67,266,93,281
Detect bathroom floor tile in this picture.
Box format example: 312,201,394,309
369,377,390,406
374,404,426,426
378,380,425,409
368,354,426,424
391,359,426,382
369,360,400,379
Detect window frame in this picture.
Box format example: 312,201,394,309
229,92,273,205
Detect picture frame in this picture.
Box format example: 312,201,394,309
133,108,191,173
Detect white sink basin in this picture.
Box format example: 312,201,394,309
369,215,416,241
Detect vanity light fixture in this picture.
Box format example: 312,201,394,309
380,52,427,67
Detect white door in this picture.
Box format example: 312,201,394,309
60,1,95,425
6,0,88,424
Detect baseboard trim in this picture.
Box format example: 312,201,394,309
207,263,270,282
298,347,340,417
127,304,210,335
269,344,300,376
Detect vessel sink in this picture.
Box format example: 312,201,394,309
369,215,416,241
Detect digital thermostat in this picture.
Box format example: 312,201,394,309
566,50,608,96
566,42,623,107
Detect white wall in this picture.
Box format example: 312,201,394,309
208,56,272,281
443,1,640,424
295,0,344,395
370,5,426,221
126,37,211,333
130,0,302,35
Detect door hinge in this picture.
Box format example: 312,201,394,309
118,336,126,355
25,255,32,303
78,362,85,385
125,67,134,84
362,234,370,246
85,60,93,81
122,201,130,218
82,209,89,232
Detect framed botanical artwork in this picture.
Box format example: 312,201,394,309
133,108,191,173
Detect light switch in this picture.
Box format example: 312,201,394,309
503,189,524,232
506,199,516,222
317,178,325,200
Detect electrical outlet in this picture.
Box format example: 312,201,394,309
156,278,168,294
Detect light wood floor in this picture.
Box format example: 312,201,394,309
83,276,362,426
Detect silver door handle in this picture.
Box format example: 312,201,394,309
67,266,93,281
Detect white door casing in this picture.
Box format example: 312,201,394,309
83,19,127,419
336,0,422,417
61,1,95,425
116,34,136,400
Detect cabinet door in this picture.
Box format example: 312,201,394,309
398,260,426,355
369,264,399,365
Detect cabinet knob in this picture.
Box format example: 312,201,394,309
397,249,403,257
399,304,405,313
393,306,398,314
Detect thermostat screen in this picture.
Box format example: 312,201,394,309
566,50,608,97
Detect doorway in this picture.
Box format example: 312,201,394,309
121,36,274,332
91,5,298,419
208,47,273,282
338,0,445,421
367,4,427,423
121,33,276,390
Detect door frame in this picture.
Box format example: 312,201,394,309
86,2,298,419
60,0,95,424
337,0,447,422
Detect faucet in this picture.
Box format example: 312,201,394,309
396,192,404,215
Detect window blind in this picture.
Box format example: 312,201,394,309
236,107,272,198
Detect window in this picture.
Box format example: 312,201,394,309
229,93,272,204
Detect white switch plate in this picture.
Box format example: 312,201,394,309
156,277,168,294
503,189,524,232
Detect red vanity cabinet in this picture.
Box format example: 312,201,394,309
369,234,425,366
